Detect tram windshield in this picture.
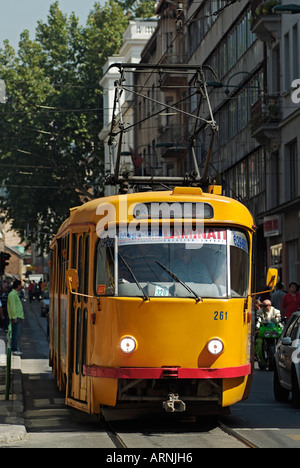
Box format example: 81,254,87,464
95,228,249,299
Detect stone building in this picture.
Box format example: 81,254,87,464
99,17,158,196
100,0,300,288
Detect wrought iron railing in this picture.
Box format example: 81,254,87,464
250,94,281,134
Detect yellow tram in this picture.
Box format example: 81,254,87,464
49,185,276,415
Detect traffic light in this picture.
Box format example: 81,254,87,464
0,251,11,275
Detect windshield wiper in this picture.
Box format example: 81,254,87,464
118,252,149,301
155,260,202,303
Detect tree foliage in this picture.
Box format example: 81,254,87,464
0,0,155,252
117,0,156,18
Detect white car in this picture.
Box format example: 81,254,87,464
274,311,300,408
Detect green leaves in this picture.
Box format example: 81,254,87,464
0,0,154,252
0,2,101,251
116,0,156,18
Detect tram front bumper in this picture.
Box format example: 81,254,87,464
84,364,251,379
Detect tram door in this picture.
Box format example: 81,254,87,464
69,232,89,407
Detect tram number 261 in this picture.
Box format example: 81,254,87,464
214,311,228,320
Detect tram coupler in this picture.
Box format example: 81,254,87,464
163,393,186,413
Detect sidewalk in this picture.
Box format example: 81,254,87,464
0,329,27,444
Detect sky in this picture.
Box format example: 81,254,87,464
0,0,105,50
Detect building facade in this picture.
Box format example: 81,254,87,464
186,0,266,289
99,18,158,196
132,0,267,288
133,0,189,179
137,0,300,288
249,0,300,287
99,0,300,288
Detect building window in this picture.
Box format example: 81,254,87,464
236,159,247,200
284,32,291,90
228,99,237,140
228,29,237,71
223,148,265,202
269,151,280,209
201,8,255,79
286,140,298,200
288,240,298,283
215,71,262,147
248,149,263,198
138,101,142,128
270,243,282,268
292,24,299,81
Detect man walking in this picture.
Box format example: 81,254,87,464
7,280,24,355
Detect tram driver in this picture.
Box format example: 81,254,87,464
171,244,212,284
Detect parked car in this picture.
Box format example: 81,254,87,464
41,290,49,317
273,310,300,408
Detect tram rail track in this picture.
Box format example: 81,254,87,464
99,411,258,449
218,421,258,448
100,414,128,448
29,301,49,341
28,300,258,449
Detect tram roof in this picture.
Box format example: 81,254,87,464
52,187,254,243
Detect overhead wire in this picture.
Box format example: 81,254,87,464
107,0,241,139
0,0,245,189
107,0,236,184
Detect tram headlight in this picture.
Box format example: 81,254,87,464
207,338,224,356
120,336,137,354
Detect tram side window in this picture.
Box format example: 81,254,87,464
95,240,114,296
230,230,249,297
78,236,83,293
61,235,69,295
82,308,88,372
71,234,89,296
72,234,77,270
51,247,58,294
76,308,81,375
84,236,89,299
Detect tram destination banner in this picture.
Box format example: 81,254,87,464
96,200,212,241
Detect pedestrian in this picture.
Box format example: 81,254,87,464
271,282,286,319
253,298,262,312
7,279,24,355
0,298,4,329
33,281,38,301
1,283,10,332
28,281,34,302
282,282,300,321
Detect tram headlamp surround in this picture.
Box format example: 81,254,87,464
120,336,137,354
207,338,224,356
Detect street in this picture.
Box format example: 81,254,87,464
2,300,300,448
0,0,299,453
221,369,300,448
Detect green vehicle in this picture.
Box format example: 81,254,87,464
255,321,283,371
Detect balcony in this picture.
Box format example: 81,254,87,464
156,122,188,158
158,56,188,89
250,94,281,146
160,53,188,66
250,1,281,45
